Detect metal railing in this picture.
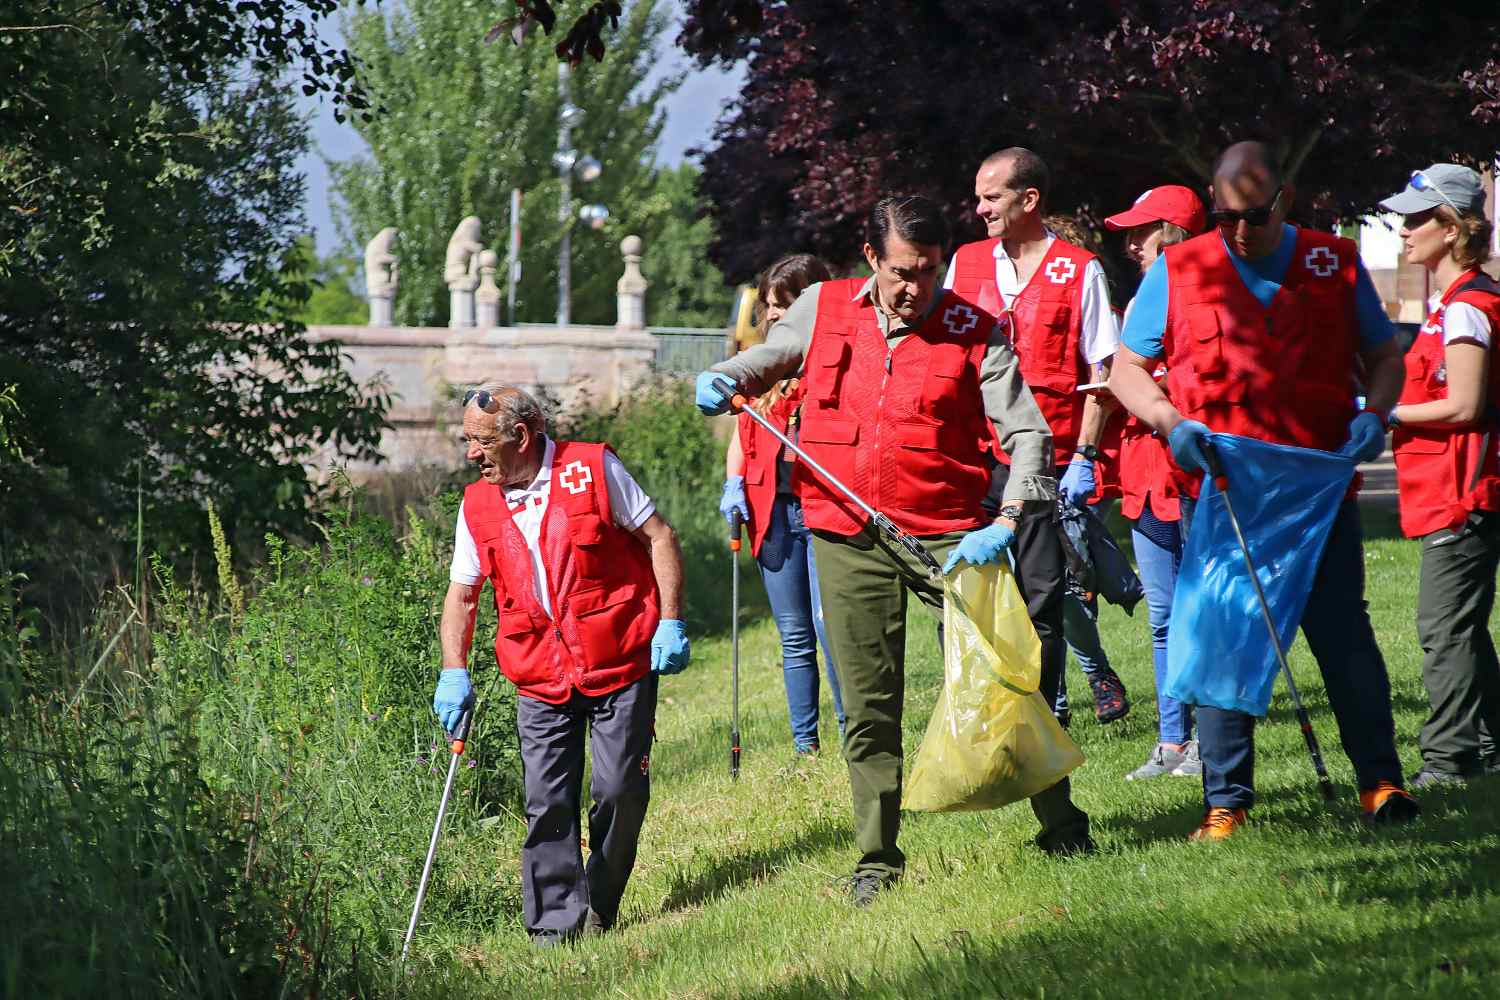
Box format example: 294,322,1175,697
650,326,730,375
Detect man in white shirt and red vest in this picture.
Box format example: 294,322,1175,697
695,195,1094,908
433,384,690,946
945,147,1126,726
1109,140,1419,840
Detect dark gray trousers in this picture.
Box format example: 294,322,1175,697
516,672,657,937
1417,511,1500,775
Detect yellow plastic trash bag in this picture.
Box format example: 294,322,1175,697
903,561,1085,812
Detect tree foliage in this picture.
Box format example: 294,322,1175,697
1,2,390,612
290,237,370,326
630,164,733,328
683,1,1500,283
333,0,678,327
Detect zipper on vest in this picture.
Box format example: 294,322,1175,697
874,344,893,514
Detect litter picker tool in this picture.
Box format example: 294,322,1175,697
400,707,472,962
730,508,743,780
729,394,943,580
1202,440,1336,802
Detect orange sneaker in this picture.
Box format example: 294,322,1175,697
1360,781,1420,824
1189,806,1248,841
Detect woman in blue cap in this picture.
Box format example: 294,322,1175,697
1381,163,1500,788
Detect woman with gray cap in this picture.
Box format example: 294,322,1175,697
1380,163,1500,789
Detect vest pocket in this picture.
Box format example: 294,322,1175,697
571,587,647,664
801,419,859,445
808,336,851,402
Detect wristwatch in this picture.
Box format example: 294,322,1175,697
1075,444,1101,462
997,503,1025,522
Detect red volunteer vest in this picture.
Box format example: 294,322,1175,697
950,236,1096,465
796,278,996,537
1392,270,1500,538
1118,416,1181,521
1162,228,1361,498
462,441,658,703
737,389,800,558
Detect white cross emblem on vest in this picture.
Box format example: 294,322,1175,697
1044,257,1076,284
942,303,978,337
1304,246,1339,278
559,459,593,495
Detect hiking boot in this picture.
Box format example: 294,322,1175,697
1361,781,1420,825
1126,742,1186,781
1170,739,1202,777
1409,768,1468,791
1189,806,1247,842
1087,670,1130,723
849,872,889,908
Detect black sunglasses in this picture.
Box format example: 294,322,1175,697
1210,186,1283,228
463,388,498,412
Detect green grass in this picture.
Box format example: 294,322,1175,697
400,508,1500,998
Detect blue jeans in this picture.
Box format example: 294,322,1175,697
758,495,845,749
1055,594,1107,717
1133,501,1193,745
1184,499,1403,809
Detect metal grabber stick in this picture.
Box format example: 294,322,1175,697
730,509,743,780
1201,440,1336,802
729,394,943,580
401,707,473,961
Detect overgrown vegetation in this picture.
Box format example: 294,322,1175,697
0,384,727,997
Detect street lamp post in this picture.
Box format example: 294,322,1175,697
553,63,607,327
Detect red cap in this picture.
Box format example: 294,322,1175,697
1104,185,1207,235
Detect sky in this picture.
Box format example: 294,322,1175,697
296,6,745,255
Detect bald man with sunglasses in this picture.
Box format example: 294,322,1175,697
1109,141,1419,841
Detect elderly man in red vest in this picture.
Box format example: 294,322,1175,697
1110,140,1419,840
945,147,1128,727
695,195,1094,908
433,384,690,946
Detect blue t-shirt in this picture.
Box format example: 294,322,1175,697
1120,224,1394,359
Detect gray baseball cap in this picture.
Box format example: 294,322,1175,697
1379,163,1485,215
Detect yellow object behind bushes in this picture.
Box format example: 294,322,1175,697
903,562,1084,813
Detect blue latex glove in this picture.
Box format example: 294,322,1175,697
1168,419,1213,474
651,619,691,674
720,475,749,528
1059,458,1097,508
695,371,737,415
432,667,473,735
941,521,1017,575
1338,410,1387,464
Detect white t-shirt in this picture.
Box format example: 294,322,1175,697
944,232,1120,364
449,436,656,616
1428,292,1493,348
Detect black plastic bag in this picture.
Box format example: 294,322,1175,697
1057,501,1145,614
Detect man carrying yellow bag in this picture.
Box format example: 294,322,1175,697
905,562,1085,812
696,195,1093,908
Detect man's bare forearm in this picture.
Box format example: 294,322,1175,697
440,582,480,667
633,513,685,620
1109,348,1183,436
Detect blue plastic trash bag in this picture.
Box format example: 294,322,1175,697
1163,433,1356,716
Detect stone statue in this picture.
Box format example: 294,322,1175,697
444,216,484,291
364,227,399,326
445,215,484,327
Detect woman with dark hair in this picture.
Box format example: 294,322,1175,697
720,253,845,752
1380,164,1500,788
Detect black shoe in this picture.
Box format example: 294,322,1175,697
1087,670,1130,723
531,930,574,950
1409,768,1470,791
850,872,889,908
1054,707,1072,730
1038,832,1097,857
